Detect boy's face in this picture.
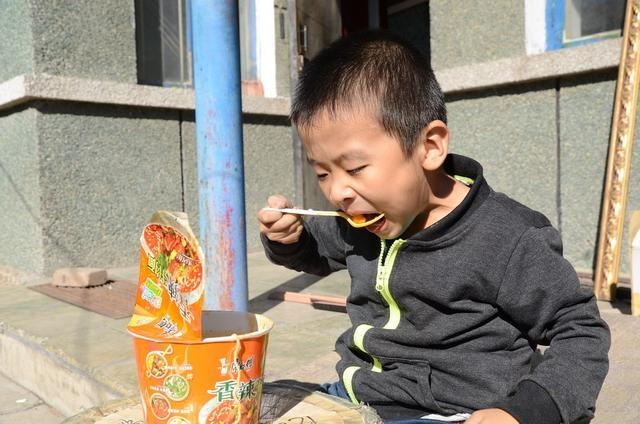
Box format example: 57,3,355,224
300,110,433,239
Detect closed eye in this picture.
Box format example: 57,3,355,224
347,166,367,176
316,173,328,181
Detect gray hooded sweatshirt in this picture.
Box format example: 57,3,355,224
262,154,610,423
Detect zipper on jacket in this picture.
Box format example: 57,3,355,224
348,238,405,384
376,238,404,330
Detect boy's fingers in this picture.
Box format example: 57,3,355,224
264,222,303,244
267,194,291,209
259,215,303,241
258,194,302,244
257,207,283,225
268,213,300,231
258,207,302,229
280,225,304,244
259,194,295,224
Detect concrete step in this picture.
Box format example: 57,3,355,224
0,371,65,424
0,321,130,418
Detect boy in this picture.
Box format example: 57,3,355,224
257,31,609,423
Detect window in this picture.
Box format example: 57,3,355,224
525,0,625,54
135,0,192,87
134,0,257,89
564,0,625,45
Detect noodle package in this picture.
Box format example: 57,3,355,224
128,211,204,341
128,211,272,424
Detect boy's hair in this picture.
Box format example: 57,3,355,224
291,30,447,155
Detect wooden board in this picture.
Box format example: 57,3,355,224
268,290,347,312
29,280,137,319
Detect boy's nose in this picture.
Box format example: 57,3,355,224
329,182,357,208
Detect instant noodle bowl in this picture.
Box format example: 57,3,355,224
129,212,273,423
131,310,273,424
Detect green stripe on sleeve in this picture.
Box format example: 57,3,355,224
372,357,382,373
353,324,373,353
342,366,361,404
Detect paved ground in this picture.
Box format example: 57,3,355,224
0,251,638,423
0,371,64,424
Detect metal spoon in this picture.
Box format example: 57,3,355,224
263,207,385,228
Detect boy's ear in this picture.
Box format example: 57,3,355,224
417,120,449,171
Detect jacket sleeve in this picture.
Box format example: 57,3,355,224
261,216,348,276
493,226,610,424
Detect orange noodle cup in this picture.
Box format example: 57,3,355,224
128,211,205,341
130,311,273,424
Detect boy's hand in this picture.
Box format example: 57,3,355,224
258,195,304,244
465,409,519,424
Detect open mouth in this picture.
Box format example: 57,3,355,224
341,211,386,229
362,213,386,232
360,213,380,221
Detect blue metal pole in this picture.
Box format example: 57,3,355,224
190,0,248,312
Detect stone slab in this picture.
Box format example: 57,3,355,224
0,74,291,115
0,326,122,417
0,371,64,424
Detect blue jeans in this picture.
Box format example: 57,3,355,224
317,381,465,424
